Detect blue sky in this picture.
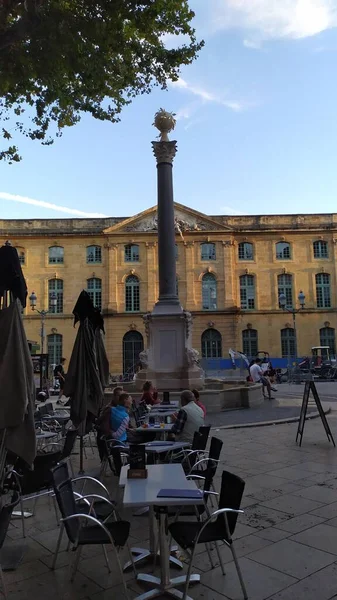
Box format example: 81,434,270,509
2,0,337,220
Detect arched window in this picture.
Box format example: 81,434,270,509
47,334,63,366
123,331,144,376
86,245,102,264
316,273,331,308
202,273,217,310
313,240,328,259
276,242,291,260
242,329,258,358
278,274,293,308
238,242,254,261
240,275,255,310
125,275,140,312
49,246,64,264
125,244,140,262
320,327,336,356
281,328,295,358
201,329,222,358
87,277,102,311
48,279,63,313
200,243,216,261
15,248,25,265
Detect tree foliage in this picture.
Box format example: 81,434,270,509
0,0,203,162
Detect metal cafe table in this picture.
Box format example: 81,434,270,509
120,463,203,600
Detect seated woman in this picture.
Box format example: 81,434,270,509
110,393,133,442
139,380,160,407
192,389,206,417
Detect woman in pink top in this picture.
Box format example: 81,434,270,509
192,389,206,417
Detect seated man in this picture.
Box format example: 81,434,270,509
110,393,133,443
170,389,204,444
250,358,276,400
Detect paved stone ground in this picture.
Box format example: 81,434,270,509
207,398,318,427
4,408,337,600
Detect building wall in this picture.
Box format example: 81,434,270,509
2,209,337,374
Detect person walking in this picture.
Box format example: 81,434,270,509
55,358,66,405
250,358,277,400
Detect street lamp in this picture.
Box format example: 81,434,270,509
29,291,57,391
279,290,305,363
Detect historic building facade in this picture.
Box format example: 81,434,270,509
1,203,337,375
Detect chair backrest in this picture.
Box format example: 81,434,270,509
51,462,70,490
0,492,20,549
53,479,80,543
20,451,62,495
45,402,54,415
38,405,48,417
203,437,223,493
61,429,78,460
197,425,210,451
218,470,245,537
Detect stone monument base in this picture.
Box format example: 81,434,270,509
135,310,204,391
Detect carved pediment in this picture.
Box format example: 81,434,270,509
103,203,232,234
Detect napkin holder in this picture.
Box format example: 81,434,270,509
127,444,147,479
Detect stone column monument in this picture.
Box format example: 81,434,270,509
136,110,204,390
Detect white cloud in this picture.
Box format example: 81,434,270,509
220,205,246,215
0,192,108,217
172,77,246,112
243,38,262,49
205,0,337,41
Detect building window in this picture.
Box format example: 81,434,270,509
240,275,255,310
125,244,140,262
87,277,102,311
313,241,328,259
242,329,258,358
16,249,25,265
276,242,291,260
201,328,222,358
202,273,217,310
86,245,102,264
200,243,216,261
316,273,331,308
281,328,295,358
320,327,336,356
123,331,144,377
49,246,64,264
238,242,254,261
125,275,140,312
47,334,63,366
175,244,178,260
48,279,63,313
278,274,293,308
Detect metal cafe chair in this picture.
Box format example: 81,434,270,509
168,470,248,600
52,475,134,598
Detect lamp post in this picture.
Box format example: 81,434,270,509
29,291,57,390
279,290,305,363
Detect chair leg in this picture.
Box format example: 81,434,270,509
51,524,64,570
0,563,8,600
19,496,26,538
125,541,137,578
182,544,198,600
70,546,83,582
51,494,59,527
102,545,111,572
205,543,215,569
230,542,248,600
214,541,225,575
114,548,130,600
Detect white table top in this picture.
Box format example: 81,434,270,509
143,441,189,454
120,463,204,508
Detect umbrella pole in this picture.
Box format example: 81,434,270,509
79,436,84,475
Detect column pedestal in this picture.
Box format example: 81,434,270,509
135,310,204,391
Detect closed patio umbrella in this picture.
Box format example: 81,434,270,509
63,290,109,472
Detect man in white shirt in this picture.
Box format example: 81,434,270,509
250,358,276,400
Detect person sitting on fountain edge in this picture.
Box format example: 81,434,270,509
139,380,160,406
250,358,277,400
170,389,204,444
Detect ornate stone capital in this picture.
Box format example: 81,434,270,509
184,241,194,247
145,241,157,248
152,140,177,165
222,240,234,248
